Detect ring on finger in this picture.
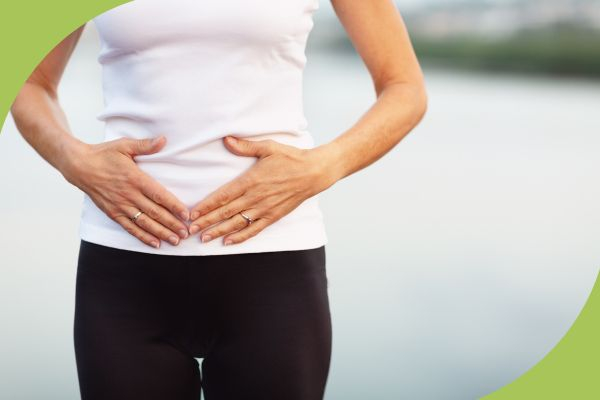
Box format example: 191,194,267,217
131,210,144,222
239,211,254,225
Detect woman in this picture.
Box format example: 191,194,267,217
10,0,427,399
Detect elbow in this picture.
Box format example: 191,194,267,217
11,79,57,123
376,74,429,134
380,76,429,128
414,82,428,126
10,90,26,124
411,81,429,130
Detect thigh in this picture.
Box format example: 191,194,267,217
201,246,332,400
73,240,201,400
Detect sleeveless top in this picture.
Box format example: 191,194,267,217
79,0,329,255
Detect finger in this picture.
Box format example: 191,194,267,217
189,175,252,221
189,195,250,235
222,216,270,246
133,192,189,239
114,215,161,249
197,210,256,243
137,173,190,222
222,136,277,159
119,136,166,157
129,207,182,246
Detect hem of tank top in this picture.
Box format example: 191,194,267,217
78,220,329,256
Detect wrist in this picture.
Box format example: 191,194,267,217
307,140,347,190
57,136,91,185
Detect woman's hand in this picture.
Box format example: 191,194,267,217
62,136,190,249
187,136,339,246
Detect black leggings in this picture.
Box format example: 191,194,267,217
74,240,332,400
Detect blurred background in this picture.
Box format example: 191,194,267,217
1,0,599,399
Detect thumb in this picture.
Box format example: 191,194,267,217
223,136,272,158
128,135,166,156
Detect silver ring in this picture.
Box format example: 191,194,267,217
239,211,254,225
131,210,144,222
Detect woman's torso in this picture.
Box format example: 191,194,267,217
79,0,328,255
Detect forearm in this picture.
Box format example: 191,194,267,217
318,81,428,184
10,82,88,177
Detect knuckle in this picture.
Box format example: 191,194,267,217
264,213,278,224
237,233,249,243
123,223,136,236
128,228,138,237
236,218,248,230
245,226,260,239
136,216,150,229
145,207,160,220
247,188,263,202
216,190,229,206
259,209,272,219
167,222,182,234
248,221,260,232
191,206,203,218
144,221,157,234
133,230,144,241
159,229,173,240
218,207,231,220
151,191,164,204
231,229,251,244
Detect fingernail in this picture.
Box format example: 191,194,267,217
228,136,237,143
169,235,179,245
202,234,212,243
224,240,233,246
178,229,188,238
180,211,189,221
189,225,200,235
190,211,199,220
151,240,160,248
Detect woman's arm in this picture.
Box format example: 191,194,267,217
10,26,88,175
186,0,427,245
321,0,428,182
10,25,191,248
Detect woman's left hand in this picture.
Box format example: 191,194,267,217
188,135,338,245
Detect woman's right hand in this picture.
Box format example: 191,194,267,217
9,24,187,249
61,135,190,249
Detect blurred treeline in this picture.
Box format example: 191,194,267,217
311,0,600,79
411,25,600,78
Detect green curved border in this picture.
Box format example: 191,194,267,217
1,1,599,398
482,269,600,399
0,0,131,125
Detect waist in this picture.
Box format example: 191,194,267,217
102,121,317,208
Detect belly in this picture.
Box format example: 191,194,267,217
102,118,317,209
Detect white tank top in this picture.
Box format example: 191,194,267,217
79,0,328,255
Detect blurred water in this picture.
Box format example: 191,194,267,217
1,23,599,400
